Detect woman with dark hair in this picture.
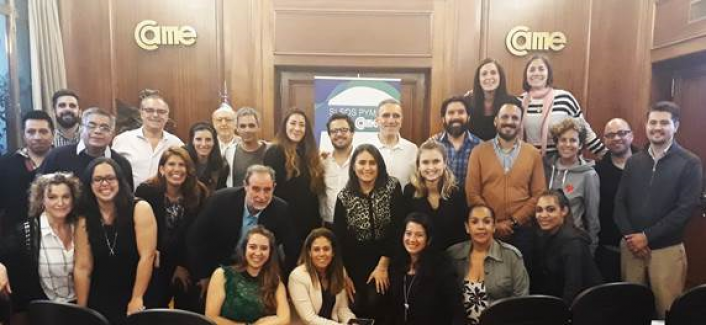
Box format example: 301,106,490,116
0,172,81,319
388,212,464,325
288,228,355,325
404,139,468,250
264,108,325,243
333,144,404,321
74,157,157,325
205,226,290,325
466,58,520,140
531,190,602,303
520,55,606,157
136,147,209,310
185,122,228,193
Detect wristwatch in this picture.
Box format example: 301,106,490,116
510,217,520,229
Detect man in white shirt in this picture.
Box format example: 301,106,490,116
371,99,417,187
320,113,355,226
112,91,183,188
212,103,240,180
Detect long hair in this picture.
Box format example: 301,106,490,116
80,157,135,229
185,122,225,189
345,144,390,195
395,212,436,277
28,172,82,222
234,226,281,314
143,147,208,211
297,228,345,294
409,139,458,200
471,58,512,117
272,108,325,194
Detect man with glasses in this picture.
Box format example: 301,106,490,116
320,113,355,226
595,118,636,282
39,107,134,189
228,107,268,187
112,90,183,188
212,104,240,182
51,89,82,147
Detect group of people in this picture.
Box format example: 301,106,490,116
0,54,701,325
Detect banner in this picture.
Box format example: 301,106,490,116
314,76,401,152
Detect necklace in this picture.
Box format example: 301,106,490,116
100,219,118,256
403,273,417,322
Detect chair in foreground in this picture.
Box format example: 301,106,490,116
126,308,216,325
666,284,706,325
479,295,570,325
28,300,109,325
571,282,655,325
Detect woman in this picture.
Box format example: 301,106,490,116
74,157,157,325
404,139,468,250
531,190,602,303
389,213,464,325
289,228,355,325
520,55,606,156
333,144,404,321
136,147,209,310
205,226,290,325
466,58,520,140
447,205,529,325
264,109,325,243
545,118,600,254
0,173,81,315
185,122,228,193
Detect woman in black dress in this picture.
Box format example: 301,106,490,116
74,158,157,324
184,122,228,193
466,58,519,140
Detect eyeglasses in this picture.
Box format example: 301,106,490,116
604,130,632,139
329,128,350,135
142,107,169,116
57,103,78,109
84,122,112,133
92,175,118,185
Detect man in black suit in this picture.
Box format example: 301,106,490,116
187,164,298,295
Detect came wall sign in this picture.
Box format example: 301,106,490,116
505,26,566,57
134,20,197,51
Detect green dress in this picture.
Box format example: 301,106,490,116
220,266,267,322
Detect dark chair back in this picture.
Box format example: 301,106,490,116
479,295,570,325
28,300,110,325
126,308,216,325
666,284,706,325
571,282,655,325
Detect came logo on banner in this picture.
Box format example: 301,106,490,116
506,25,567,57
134,20,197,51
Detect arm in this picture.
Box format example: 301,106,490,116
254,282,290,325
205,268,241,325
561,239,596,303
188,195,223,281
466,146,486,207
263,145,287,186
0,263,10,295
288,270,343,325
74,217,94,307
127,201,158,315
510,252,530,297
514,150,547,224
613,162,634,236
584,171,601,254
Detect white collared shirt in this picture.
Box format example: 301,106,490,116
38,213,75,302
76,139,112,158
320,153,351,223
112,127,184,188
220,137,238,187
370,134,418,187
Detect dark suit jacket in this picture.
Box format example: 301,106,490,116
186,187,298,280
38,144,135,190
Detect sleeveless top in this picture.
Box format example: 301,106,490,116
463,280,488,325
221,266,267,322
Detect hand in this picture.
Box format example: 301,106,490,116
495,220,515,239
171,266,192,291
344,274,356,303
0,263,11,296
634,247,651,259
367,266,389,294
198,278,210,299
126,297,145,315
626,233,649,253
320,151,331,160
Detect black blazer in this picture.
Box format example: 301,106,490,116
0,217,46,311
38,144,135,190
186,187,298,280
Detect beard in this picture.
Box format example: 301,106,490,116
56,112,79,129
497,124,518,141
444,120,468,137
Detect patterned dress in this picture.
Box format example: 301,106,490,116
463,280,488,325
220,266,267,323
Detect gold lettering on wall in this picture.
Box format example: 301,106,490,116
506,26,567,57
134,20,197,51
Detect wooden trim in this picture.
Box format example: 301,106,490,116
107,0,117,113
652,35,706,62
582,0,594,114
274,52,432,58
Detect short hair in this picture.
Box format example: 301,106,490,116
497,102,524,119
522,55,554,91
51,89,79,108
243,164,276,185
28,172,82,221
440,96,470,117
235,106,261,125
550,118,587,147
648,101,681,124
326,113,355,133
138,89,169,109
377,98,401,112
81,107,116,130
22,110,54,132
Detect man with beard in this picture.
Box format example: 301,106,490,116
594,118,637,282
615,102,702,319
372,99,417,187
51,89,81,147
466,103,546,265
212,104,241,186
430,96,481,185
0,111,54,236
320,113,355,226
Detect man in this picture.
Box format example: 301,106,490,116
0,111,54,236
466,103,546,263
431,96,482,185
320,113,355,226
595,118,636,282
51,89,81,147
371,99,417,187
187,165,298,294
212,103,240,183
39,107,134,189
615,101,702,318
229,107,268,187
112,91,183,187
